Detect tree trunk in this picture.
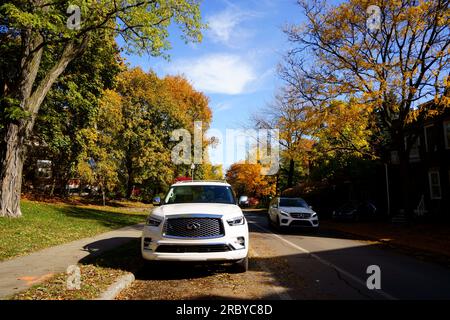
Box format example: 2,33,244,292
398,151,412,220
126,142,134,199
0,123,26,217
0,36,89,217
102,189,106,206
287,158,295,188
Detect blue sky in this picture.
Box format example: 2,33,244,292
120,0,308,168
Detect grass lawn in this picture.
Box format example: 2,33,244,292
0,200,150,261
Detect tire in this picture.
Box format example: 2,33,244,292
276,216,285,233
232,256,248,273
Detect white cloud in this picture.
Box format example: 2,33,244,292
167,54,257,95
206,6,260,47
214,102,232,112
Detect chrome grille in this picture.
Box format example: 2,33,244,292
290,213,311,219
163,217,225,239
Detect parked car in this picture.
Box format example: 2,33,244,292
332,201,377,221
268,197,319,231
238,195,249,208
141,181,249,272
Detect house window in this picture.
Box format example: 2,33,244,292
428,170,442,200
424,125,436,152
406,136,420,160
444,121,450,149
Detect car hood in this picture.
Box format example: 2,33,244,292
150,203,243,219
279,206,315,214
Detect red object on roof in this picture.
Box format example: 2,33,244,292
174,176,192,183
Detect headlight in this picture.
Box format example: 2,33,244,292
227,216,245,226
279,210,289,217
146,215,162,227
312,212,318,218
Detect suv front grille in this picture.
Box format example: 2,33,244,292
290,213,311,219
163,217,225,239
155,244,231,253
290,220,313,227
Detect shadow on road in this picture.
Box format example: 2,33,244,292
244,211,371,241
75,212,450,300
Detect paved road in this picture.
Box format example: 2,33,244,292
119,210,450,300
245,211,450,300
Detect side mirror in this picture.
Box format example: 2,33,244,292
309,205,313,209
152,196,161,206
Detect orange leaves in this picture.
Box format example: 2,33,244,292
226,163,276,198
163,75,212,129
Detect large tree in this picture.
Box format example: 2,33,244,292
281,0,450,217
253,88,319,188
0,0,204,217
77,89,124,205
24,32,122,196
78,68,212,200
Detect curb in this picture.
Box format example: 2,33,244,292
96,272,135,300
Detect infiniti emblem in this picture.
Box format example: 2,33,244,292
186,222,201,230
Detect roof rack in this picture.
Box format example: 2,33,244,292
174,180,228,184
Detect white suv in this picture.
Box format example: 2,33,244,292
268,197,319,231
141,181,249,272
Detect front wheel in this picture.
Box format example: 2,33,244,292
232,256,248,273
276,216,286,233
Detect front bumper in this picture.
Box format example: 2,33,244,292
141,221,249,262
278,214,319,228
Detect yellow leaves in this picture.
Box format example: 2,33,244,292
226,163,276,198
316,99,373,158
163,75,212,129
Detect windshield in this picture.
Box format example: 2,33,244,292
164,185,236,205
279,198,309,208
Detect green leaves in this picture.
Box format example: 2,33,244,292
77,67,212,199
1,97,30,121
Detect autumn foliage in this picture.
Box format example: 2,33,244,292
226,163,276,199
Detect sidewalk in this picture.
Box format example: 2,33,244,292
0,223,143,299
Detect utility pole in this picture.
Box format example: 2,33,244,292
385,163,391,216
191,163,196,181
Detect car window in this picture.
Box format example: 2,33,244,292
279,198,309,208
164,185,236,204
